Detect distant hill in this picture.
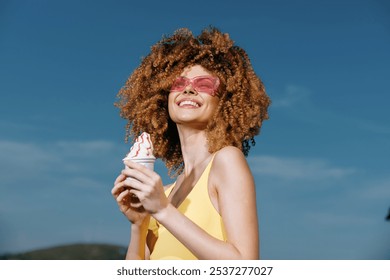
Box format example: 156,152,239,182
0,243,127,260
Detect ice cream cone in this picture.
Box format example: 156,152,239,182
122,132,156,184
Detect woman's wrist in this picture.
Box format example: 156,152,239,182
131,216,150,233
152,203,172,223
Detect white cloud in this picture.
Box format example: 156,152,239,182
272,85,311,108
353,178,390,200
0,140,116,163
0,141,57,183
55,140,116,156
0,139,123,185
271,84,390,137
353,118,390,135
248,155,356,180
66,176,109,190
0,119,39,131
0,139,127,253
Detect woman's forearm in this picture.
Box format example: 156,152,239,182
125,220,150,260
153,204,258,260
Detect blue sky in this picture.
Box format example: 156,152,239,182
1,0,389,259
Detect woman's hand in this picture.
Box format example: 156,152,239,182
111,173,150,226
121,160,169,216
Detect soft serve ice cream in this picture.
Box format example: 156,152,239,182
123,132,156,174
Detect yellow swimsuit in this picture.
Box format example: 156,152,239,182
148,155,227,260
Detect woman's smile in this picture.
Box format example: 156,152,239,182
176,98,202,108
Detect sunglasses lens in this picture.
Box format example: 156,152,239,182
193,77,215,93
171,77,187,91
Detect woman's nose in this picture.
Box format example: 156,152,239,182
183,84,197,95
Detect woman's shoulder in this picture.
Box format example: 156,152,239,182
211,146,250,179
213,146,247,166
210,146,254,192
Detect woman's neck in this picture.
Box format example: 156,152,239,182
176,125,213,175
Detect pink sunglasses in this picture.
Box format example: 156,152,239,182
170,75,220,96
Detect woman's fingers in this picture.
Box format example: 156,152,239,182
112,174,127,198
113,164,166,215
116,188,130,202
114,173,126,185
121,168,152,185
112,173,148,203
124,160,156,177
130,201,143,208
111,180,126,197
129,189,143,208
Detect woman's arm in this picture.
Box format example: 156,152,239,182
152,146,259,259
124,220,150,260
212,146,259,259
112,174,152,260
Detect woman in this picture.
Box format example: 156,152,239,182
111,27,270,259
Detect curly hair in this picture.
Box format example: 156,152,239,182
115,27,270,177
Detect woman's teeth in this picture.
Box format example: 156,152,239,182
179,100,200,107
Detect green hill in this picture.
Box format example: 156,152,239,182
0,243,127,260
